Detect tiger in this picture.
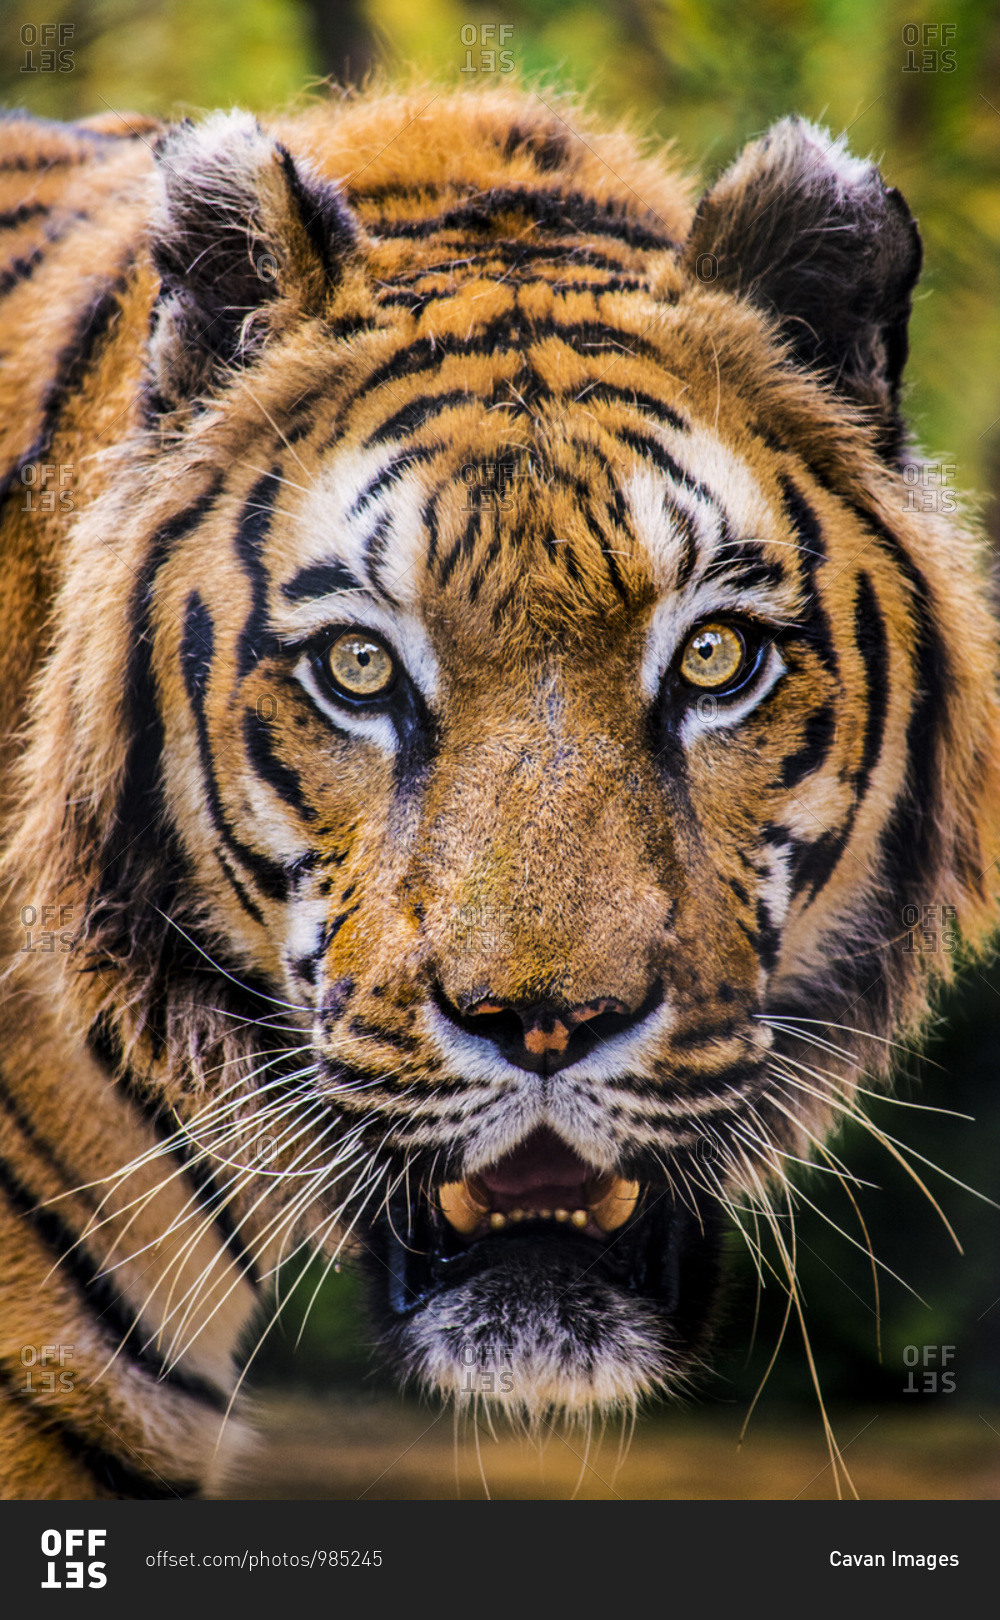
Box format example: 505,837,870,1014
0,81,998,1502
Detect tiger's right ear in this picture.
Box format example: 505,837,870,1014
149,110,361,409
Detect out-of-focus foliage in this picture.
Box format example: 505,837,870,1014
1,0,996,1411
2,0,997,519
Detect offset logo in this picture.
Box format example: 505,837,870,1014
40,1530,107,1590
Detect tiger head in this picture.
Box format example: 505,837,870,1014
16,90,1000,1423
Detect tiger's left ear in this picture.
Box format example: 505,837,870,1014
684,118,922,456
149,110,361,409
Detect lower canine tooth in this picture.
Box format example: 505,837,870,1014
439,1180,488,1235
589,1178,641,1233
489,1211,507,1230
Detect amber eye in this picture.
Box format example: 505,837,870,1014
323,630,396,699
678,622,747,690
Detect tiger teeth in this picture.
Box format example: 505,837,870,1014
438,1183,638,1235
588,1178,641,1233
438,1180,488,1235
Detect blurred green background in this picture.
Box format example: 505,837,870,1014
1,0,997,1486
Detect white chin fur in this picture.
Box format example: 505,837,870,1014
391,1270,683,1421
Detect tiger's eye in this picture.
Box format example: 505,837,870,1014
679,623,746,689
325,631,395,698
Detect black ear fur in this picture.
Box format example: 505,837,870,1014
685,118,922,458
149,110,359,408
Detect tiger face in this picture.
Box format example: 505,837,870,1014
8,90,1000,1463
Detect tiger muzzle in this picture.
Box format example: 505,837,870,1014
363,1127,724,1413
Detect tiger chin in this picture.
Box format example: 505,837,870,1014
1,84,999,1499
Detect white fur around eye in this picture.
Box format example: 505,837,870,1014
677,643,787,746
294,654,398,754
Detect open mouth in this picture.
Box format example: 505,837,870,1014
437,1126,640,1240
364,1127,724,1412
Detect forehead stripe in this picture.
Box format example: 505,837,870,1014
617,426,716,507
366,389,474,448
283,558,363,602
327,318,666,443
578,382,689,436
367,185,679,252
349,444,438,519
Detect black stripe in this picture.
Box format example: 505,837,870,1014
848,504,951,908
93,483,221,943
180,591,289,906
0,1070,90,1197
242,706,316,822
376,272,650,310
616,426,718,509
438,507,480,588
350,445,438,516
607,1060,766,1103
277,143,356,286
379,241,641,280
754,895,781,973
0,152,89,171
348,1018,419,1053
282,558,363,602
0,1363,196,1499
578,382,687,434
363,511,399,599
323,902,361,947
0,200,50,229
0,208,86,295
369,186,678,252
0,1155,228,1409
780,702,836,789
499,124,572,172
778,474,838,674
852,570,890,804
216,848,266,926
423,487,442,569
0,272,127,511
0,240,45,295
703,531,786,592
365,390,473,447
329,317,663,439
234,469,282,680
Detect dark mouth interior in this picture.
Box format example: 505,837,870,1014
366,1127,723,1346
457,1126,619,1235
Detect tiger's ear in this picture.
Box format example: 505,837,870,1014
684,117,922,456
149,110,360,409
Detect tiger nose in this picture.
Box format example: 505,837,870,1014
434,989,644,1074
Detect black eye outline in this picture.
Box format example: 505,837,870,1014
674,618,769,702
311,626,400,709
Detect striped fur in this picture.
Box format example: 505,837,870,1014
1,88,998,1498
